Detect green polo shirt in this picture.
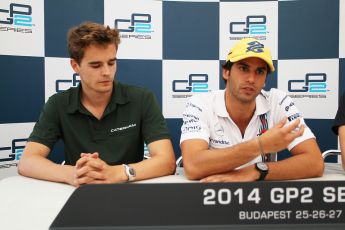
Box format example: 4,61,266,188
29,82,171,165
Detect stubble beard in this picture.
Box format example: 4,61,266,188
228,82,261,104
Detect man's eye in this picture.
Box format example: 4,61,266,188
91,65,100,68
239,66,248,71
257,69,266,75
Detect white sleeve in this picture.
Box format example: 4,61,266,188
180,95,210,144
273,91,315,150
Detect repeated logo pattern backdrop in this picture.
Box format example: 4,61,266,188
0,0,344,179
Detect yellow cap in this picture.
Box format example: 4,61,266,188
226,38,275,72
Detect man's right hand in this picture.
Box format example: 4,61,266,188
259,117,305,154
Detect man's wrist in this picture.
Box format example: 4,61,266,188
252,164,261,181
249,138,263,158
108,165,128,183
257,136,265,155
116,165,129,182
123,164,136,182
255,162,269,181
63,165,77,186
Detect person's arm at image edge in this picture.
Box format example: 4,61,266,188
338,125,345,171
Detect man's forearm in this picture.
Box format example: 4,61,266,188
183,138,260,180
265,154,323,180
339,126,345,171
18,155,75,185
129,154,176,181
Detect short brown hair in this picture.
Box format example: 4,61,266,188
67,22,120,64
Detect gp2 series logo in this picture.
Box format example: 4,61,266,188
172,74,209,93
288,73,328,93
115,13,152,33
0,138,27,163
55,73,80,93
0,3,32,26
230,15,267,35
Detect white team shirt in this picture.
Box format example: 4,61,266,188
180,88,315,168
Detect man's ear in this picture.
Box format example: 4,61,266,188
222,68,230,81
70,59,79,73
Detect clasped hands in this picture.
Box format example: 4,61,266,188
70,152,126,187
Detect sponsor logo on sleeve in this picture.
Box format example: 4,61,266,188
288,113,300,122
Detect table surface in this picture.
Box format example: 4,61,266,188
1,163,344,230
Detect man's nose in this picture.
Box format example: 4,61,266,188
247,72,255,83
101,64,110,76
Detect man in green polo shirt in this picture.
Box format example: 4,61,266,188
18,22,176,186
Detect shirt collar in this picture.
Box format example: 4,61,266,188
67,81,130,114
66,86,81,114
214,89,269,118
106,81,130,113
215,90,228,118
255,90,270,116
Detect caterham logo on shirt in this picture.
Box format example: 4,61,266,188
111,124,136,133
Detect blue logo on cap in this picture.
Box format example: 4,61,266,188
246,41,264,53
